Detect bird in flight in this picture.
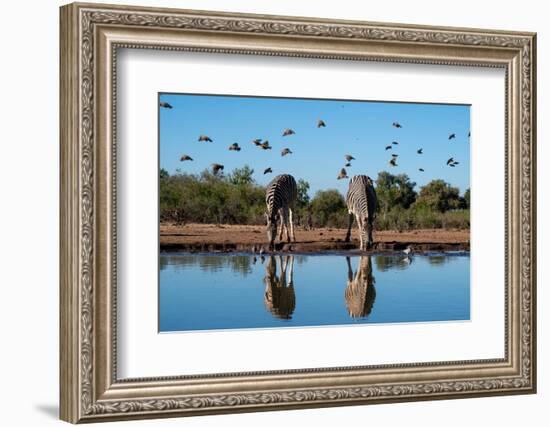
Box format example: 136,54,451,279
337,168,348,180
282,128,295,136
447,157,459,167
198,135,213,142
159,102,173,109
179,154,193,161
263,167,272,175
418,168,424,172
417,148,423,154
252,138,263,146
211,163,224,175
260,141,272,150
385,145,392,150
391,153,398,158
448,133,456,140
345,162,352,167
228,143,241,151
468,131,471,138
392,122,402,128
317,119,326,128
344,154,355,162
392,141,399,145
281,148,293,157
389,158,398,167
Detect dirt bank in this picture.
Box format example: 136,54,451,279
160,223,469,253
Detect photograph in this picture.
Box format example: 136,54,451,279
158,93,471,332
56,2,536,423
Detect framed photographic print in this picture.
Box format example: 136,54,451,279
60,2,537,423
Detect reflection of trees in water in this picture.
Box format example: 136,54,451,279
264,256,296,320
427,255,449,266
345,256,376,318
374,254,461,271
228,256,254,276
160,255,253,276
159,255,170,271
160,253,312,276
293,255,307,266
374,255,413,272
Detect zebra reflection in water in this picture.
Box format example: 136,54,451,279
345,256,376,318
264,256,296,320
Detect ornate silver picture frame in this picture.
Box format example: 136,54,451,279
60,2,536,423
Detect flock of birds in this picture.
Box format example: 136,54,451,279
377,121,464,173
161,100,466,179
162,101,342,177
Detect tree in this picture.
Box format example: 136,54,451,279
415,179,462,212
293,179,312,228
375,172,417,218
310,189,347,227
228,165,255,186
160,168,169,179
296,179,311,209
463,188,470,209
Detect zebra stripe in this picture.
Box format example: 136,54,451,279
264,255,296,319
346,175,377,218
345,256,376,318
266,174,297,216
345,175,378,250
265,174,298,247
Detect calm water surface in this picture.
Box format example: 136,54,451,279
159,253,470,332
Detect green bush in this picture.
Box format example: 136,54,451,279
159,168,470,231
415,179,462,213
376,172,417,220
309,189,348,228
160,167,266,225
374,205,469,231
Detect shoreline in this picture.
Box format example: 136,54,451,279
160,223,470,254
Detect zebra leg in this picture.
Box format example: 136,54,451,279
288,256,294,286
357,216,365,251
345,213,354,242
367,218,374,249
278,210,284,241
289,208,296,242
279,256,287,285
283,208,291,242
281,255,288,273
346,256,353,281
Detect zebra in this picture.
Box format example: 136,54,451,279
265,174,298,249
264,255,296,319
344,175,378,250
344,256,376,318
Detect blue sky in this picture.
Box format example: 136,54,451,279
159,93,470,196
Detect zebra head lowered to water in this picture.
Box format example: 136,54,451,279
265,174,298,250
344,175,378,250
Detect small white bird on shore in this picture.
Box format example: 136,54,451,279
403,246,412,255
